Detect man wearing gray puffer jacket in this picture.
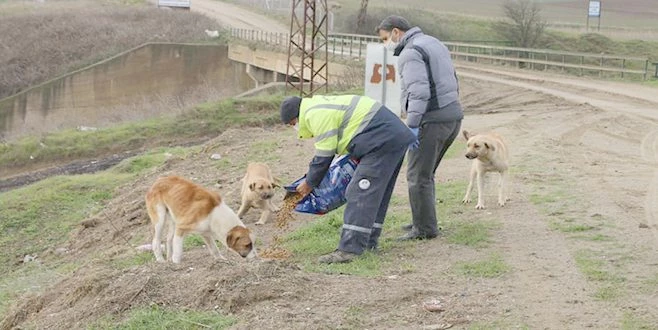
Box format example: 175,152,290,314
377,16,464,240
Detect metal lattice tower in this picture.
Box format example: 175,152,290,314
286,0,329,97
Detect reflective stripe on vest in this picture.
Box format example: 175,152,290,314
302,96,381,157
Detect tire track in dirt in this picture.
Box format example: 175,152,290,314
457,71,658,326
641,129,658,249
190,0,287,32
459,110,618,328
456,65,658,122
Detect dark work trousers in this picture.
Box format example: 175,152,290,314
338,144,407,254
407,119,462,236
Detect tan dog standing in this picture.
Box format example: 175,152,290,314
145,175,257,263
462,130,510,209
237,162,280,225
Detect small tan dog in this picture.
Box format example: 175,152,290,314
462,130,510,209
237,162,280,225
145,175,257,263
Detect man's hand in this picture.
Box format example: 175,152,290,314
408,127,420,150
296,180,313,197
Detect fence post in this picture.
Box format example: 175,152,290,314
580,56,584,76
621,58,625,79
339,37,343,56
349,37,354,57
358,38,362,58
599,56,603,77
489,47,493,65
332,37,336,58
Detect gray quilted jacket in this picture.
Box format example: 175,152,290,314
394,27,463,128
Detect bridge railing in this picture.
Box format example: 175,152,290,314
228,28,651,80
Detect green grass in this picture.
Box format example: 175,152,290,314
576,234,614,242
455,254,510,278
435,179,501,247
445,219,498,247
343,305,365,328
0,148,187,317
280,178,472,276
0,96,283,171
436,179,468,206
436,180,500,247
594,285,623,301
0,261,77,316
549,220,597,234
184,235,207,249
574,250,625,284
281,206,410,276
90,305,236,330
0,173,129,270
528,189,568,205
621,312,658,330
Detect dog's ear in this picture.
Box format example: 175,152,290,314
271,181,280,188
484,142,495,151
226,227,247,248
273,177,283,187
462,130,471,140
226,228,239,249
249,182,256,191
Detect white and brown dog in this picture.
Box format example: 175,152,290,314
237,162,280,225
462,130,510,209
145,175,257,263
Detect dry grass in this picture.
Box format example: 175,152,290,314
0,0,224,99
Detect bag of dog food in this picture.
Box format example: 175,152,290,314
284,154,359,215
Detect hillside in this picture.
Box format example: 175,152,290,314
0,0,224,99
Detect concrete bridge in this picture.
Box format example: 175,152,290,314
0,30,375,141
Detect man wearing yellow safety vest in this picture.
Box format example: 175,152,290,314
280,94,417,264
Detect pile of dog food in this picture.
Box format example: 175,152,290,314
259,241,292,259
259,192,302,260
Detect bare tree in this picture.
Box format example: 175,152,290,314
355,0,369,34
495,0,546,48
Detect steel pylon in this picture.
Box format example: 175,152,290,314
285,0,329,97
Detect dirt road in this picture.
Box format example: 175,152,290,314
7,71,658,328
190,0,288,32
183,2,658,327
4,1,658,329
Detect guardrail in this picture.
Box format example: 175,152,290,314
228,28,651,80
447,42,651,80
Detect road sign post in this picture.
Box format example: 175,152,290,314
587,0,601,32
157,0,191,10
364,43,401,117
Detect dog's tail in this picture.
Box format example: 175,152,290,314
145,187,168,224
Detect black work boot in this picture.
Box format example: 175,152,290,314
396,229,439,241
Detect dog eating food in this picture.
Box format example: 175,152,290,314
145,175,257,263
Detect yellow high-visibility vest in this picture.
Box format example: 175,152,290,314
298,95,381,157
